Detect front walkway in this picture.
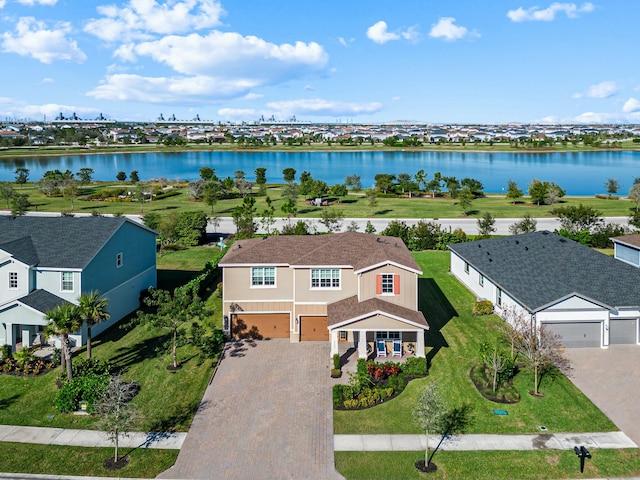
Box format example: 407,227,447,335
158,339,343,480
335,431,636,451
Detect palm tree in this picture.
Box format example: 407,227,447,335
77,291,110,360
45,303,82,381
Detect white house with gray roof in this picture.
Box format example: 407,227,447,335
0,216,156,352
449,231,640,348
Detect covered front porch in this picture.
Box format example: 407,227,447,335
327,295,428,361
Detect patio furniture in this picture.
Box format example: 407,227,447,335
376,340,387,357
392,339,402,357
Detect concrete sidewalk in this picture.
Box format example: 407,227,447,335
335,431,637,451
0,425,185,450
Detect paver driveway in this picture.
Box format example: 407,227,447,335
158,339,344,479
565,345,640,446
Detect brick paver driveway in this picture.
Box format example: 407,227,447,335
565,345,640,446
158,339,344,479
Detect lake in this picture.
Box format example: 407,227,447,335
1,150,639,195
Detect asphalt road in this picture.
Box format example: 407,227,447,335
1,211,630,236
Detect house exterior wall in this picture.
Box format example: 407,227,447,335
293,267,357,303
35,270,81,303
614,243,640,267
223,266,293,303
359,264,417,309
335,314,417,331
0,257,30,304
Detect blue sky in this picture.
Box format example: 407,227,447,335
1,0,639,124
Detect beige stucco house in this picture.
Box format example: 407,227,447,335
219,232,428,358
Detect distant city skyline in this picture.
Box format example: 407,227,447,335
1,0,639,124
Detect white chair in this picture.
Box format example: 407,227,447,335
392,339,402,357
376,340,387,357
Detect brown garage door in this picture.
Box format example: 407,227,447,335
232,313,290,339
300,316,329,341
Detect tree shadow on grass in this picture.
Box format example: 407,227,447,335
374,209,393,215
157,269,201,291
146,398,201,433
0,394,20,410
108,332,171,371
419,277,457,368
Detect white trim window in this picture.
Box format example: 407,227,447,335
479,274,484,287
61,271,74,292
251,267,275,287
311,268,340,289
381,274,394,294
9,272,18,289
375,331,401,340
116,252,123,268
464,262,470,274
497,288,503,307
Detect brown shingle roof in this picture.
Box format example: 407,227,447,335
612,234,640,248
327,295,428,329
219,232,421,273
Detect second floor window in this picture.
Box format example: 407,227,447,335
252,267,275,287
9,272,18,289
61,272,74,292
381,274,394,294
311,268,340,288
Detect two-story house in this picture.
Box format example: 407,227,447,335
219,232,428,359
0,216,157,351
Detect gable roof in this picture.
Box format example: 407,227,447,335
219,232,421,273
611,234,640,249
327,295,428,329
449,231,640,312
0,216,146,269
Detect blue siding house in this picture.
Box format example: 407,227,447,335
0,216,156,351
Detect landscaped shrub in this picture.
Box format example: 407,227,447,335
56,373,110,413
0,345,12,360
473,300,494,316
69,358,114,379
403,356,427,377
333,354,341,370
470,365,520,404
331,368,342,378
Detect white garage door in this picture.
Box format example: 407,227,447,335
543,322,601,348
609,319,637,345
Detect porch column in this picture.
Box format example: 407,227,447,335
6,324,15,352
358,329,368,359
330,329,339,357
22,327,31,348
415,329,426,358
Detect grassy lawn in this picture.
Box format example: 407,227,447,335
334,250,616,435
335,449,640,480
0,442,178,478
6,181,635,219
0,245,220,432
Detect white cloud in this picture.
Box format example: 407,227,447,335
266,98,383,117
634,85,640,92
0,0,6,8
87,73,259,103
242,92,263,100
573,80,618,99
429,17,478,41
623,98,640,113
123,31,328,80
366,21,418,44
338,36,347,47
40,77,54,83
1,17,86,63
17,0,58,5
304,84,314,91
392,96,401,101
85,0,225,42
507,2,594,22
0,99,98,120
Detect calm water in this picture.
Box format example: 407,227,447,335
1,150,639,194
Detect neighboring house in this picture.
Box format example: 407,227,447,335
219,232,428,358
611,234,640,267
0,216,157,351
449,231,640,348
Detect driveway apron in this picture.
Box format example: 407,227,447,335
565,345,640,446
158,339,343,479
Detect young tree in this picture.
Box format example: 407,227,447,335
509,213,537,235
199,166,215,181
138,284,207,369
260,196,276,234
76,167,94,184
427,172,443,198
255,167,267,195
344,174,362,193
95,373,139,467
281,198,297,225
62,179,80,211
365,221,376,234
141,212,162,231
346,221,360,232
77,291,110,360
528,179,547,206
458,189,474,215
477,212,496,238
605,178,620,196
282,167,296,183
10,193,30,216
461,177,484,197
0,181,15,208
505,180,523,204
366,189,378,216
203,180,221,214
14,167,29,185
413,384,445,471
629,183,640,212
130,171,140,184
116,171,127,182
45,303,82,381
319,209,344,233
414,169,428,193
553,204,603,233
232,196,257,239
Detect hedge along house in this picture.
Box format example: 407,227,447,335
219,232,428,359
449,231,640,348
0,216,157,351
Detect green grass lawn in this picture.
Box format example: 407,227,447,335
335,449,640,480
334,251,616,435
0,442,178,478
6,181,636,219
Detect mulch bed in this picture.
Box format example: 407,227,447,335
103,455,130,470
415,460,438,473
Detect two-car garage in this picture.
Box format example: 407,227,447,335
543,319,638,348
231,313,329,341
